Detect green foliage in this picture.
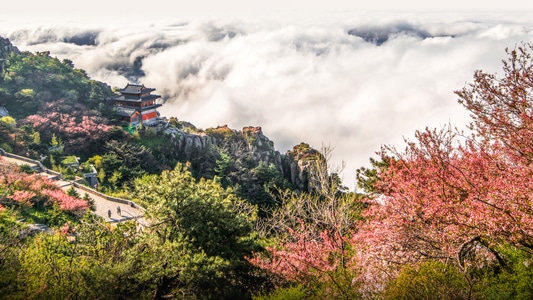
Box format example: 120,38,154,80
18,164,35,174
16,88,35,97
0,51,114,118
0,120,26,154
168,116,183,129
134,163,268,299
215,151,232,176
244,162,292,211
49,133,63,151
0,116,16,127
253,284,308,300
87,154,103,168
290,267,362,300
66,186,80,198
31,131,40,145
293,142,312,152
380,251,533,300
45,203,78,227
107,126,127,140
61,155,79,165
60,165,77,180
206,125,238,140
97,168,106,187
473,247,533,299
0,213,24,297
123,124,136,135
136,163,260,259
17,233,91,299
124,235,235,298
355,156,390,195
80,161,94,173
13,216,139,299
213,145,290,212
89,140,160,191
0,142,12,152
82,193,96,211
105,140,158,173
288,142,321,161
133,127,177,169
384,260,469,300
0,212,141,299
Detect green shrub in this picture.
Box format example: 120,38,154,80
0,142,13,152
384,260,469,300
18,164,35,174
254,285,308,300
473,247,533,300
0,116,16,128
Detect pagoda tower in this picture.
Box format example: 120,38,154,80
110,83,162,125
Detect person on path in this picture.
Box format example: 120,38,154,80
107,209,112,219
117,206,121,216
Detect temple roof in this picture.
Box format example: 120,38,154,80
118,83,156,95
112,94,161,102
116,107,137,117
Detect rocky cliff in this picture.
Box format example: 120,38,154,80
283,142,325,192
162,120,320,192
0,37,19,60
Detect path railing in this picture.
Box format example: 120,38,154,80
71,182,145,211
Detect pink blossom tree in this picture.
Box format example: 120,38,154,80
352,44,533,293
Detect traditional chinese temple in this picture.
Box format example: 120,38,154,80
109,83,162,125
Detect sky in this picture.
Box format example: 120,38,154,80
1,2,533,189
4,0,533,22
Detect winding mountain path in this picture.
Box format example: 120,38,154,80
0,150,148,226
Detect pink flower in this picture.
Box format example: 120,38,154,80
41,189,89,211
9,190,36,204
60,222,70,235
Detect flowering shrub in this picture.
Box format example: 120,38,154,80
250,222,350,281
22,101,111,155
1,160,89,212
41,189,89,211
8,191,36,205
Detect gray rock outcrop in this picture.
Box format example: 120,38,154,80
0,37,19,59
161,121,320,191
282,143,325,192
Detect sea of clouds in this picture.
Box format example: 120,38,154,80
1,12,532,189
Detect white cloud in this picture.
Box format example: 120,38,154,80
1,13,533,189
